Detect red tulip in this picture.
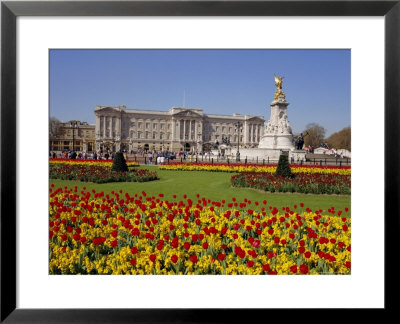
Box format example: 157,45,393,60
171,255,178,264
262,264,270,272
299,264,309,274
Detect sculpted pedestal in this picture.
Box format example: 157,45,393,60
258,94,294,150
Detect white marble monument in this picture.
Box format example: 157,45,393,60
236,75,307,163
258,74,295,150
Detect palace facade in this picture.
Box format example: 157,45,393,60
94,105,265,153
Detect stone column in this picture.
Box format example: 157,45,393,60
116,115,120,137
184,120,186,141
249,123,253,143
103,116,106,138
171,118,176,142
243,121,247,144
96,114,100,137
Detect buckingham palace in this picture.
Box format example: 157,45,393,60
94,105,265,153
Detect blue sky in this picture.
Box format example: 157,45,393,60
49,49,350,137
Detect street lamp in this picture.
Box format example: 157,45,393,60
70,121,78,152
234,121,242,162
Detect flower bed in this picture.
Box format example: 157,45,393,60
231,172,351,195
159,162,351,176
50,164,158,183
50,158,139,168
49,186,351,275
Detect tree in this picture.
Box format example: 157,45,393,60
303,123,326,148
112,152,128,172
49,117,63,137
276,154,293,178
326,127,351,151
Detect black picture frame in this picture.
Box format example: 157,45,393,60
1,0,399,322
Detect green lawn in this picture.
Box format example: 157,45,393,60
50,165,351,215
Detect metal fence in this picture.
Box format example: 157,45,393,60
128,154,351,167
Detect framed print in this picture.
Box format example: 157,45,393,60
1,0,399,322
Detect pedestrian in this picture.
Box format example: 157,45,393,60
148,152,153,165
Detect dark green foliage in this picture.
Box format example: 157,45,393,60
275,154,293,178
112,152,128,172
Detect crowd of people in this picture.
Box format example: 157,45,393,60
50,150,125,161
49,149,206,164
144,150,205,165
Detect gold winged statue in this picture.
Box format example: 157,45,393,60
274,74,285,100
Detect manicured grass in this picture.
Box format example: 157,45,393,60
50,165,351,215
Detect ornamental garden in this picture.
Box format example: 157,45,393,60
49,154,351,275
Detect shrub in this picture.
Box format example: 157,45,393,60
275,154,293,178
112,152,128,172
